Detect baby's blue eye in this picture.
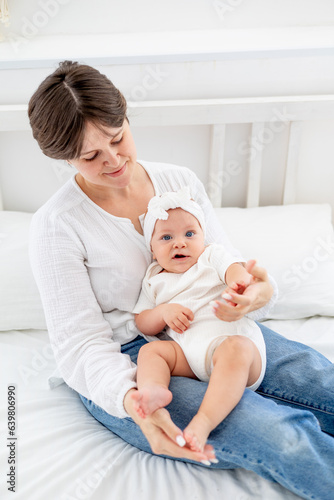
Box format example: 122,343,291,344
186,231,194,237
162,235,171,240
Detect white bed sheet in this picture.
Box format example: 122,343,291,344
1,317,334,500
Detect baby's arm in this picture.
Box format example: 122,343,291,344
135,305,168,336
135,304,194,335
224,261,255,293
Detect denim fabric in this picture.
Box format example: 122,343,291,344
79,324,334,500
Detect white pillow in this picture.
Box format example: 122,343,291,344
0,211,46,330
215,204,334,319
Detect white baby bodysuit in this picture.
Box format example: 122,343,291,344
134,244,266,388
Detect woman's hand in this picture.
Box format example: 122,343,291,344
212,260,274,322
124,389,216,464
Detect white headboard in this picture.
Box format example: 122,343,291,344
1,95,334,212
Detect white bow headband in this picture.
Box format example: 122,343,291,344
143,187,206,250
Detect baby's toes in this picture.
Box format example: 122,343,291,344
184,429,202,452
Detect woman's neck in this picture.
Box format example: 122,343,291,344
75,173,136,203
75,163,155,231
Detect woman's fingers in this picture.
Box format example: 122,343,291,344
220,290,252,309
212,298,251,321
142,408,183,452
141,408,216,462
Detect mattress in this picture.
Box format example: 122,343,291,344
1,316,334,500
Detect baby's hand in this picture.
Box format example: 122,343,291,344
162,303,194,333
210,280,251,317
223,261,257,302
223,279,253,301
227,281,248,296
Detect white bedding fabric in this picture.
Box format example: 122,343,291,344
1,317,334,500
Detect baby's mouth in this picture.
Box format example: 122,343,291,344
173,254,189,260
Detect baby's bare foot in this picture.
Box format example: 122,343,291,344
184,412,214,452
131,385,173,418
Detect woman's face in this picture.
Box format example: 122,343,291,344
69,119,137,192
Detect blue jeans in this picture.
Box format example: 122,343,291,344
80,323,334,500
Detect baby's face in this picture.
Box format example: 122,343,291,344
150,208,205,273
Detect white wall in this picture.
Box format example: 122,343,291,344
1,0,334,37
1,1,334,213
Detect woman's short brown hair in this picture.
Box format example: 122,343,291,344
28,61,127,160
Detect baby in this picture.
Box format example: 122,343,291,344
132,187,266,453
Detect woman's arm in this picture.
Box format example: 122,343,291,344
29,210,137,418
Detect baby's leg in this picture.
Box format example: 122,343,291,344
184,335,262,452
132,340,196,418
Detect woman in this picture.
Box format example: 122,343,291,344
29,61,334,500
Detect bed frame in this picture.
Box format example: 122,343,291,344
1,94,334,212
